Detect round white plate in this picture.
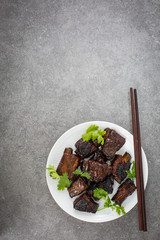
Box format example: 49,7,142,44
46,121,148,223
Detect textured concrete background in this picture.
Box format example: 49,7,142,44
0,0,160,239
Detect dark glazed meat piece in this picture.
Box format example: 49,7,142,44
93,150,106,163
87,175,114,198
102,128,125,160
92,139,101,148
75,138,97,158
68,177,88,198
74,193,99,213
97,175,114,194
112,179,136,206
56,148,80,180
83,159,112,182
112,152,131,184
86,182,99,200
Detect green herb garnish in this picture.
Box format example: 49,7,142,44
126,161,136,180
82,125,106,145
46,165,71,190
57,173,71,190
93,188,126,215
46,165,61,179
73,168,91,179
93,188,108,200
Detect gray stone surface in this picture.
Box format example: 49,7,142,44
0,0,160,239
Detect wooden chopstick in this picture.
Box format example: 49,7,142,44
134,89,147,231
130,88,143,230
130,88,147,231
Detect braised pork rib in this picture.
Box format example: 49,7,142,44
82,159,112,182
112,152,131,183
112,179,136,206
74,193,99,213
75,138,97,158
102,128,125,160
56,148,80,180
68,177,88,198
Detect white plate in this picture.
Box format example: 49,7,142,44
46,121,148,223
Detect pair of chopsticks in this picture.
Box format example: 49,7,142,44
130,88,147,231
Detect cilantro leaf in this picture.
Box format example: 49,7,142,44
126,161,136,180
93,188,126,215
82,125,106,145
116,206,126,215
46,165,60,179
92,132,99,141
121,206,126,215
81,172,90,179
57,173,71,190
73,168,91,180
121,207,126,215
116,207,121,215
86,125,99,133
131,161,136,177
97,135,104,145
46,165,71,191
73,169,82,175
82,132,92,141
104,196,112,208
97,129,106,136
93,188,108,200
